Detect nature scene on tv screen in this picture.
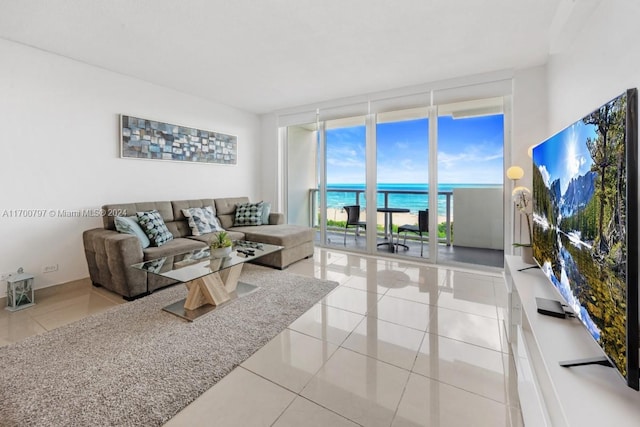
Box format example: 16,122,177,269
532,92,628,377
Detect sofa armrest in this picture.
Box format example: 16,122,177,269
83,228,114,286
269,212,285,225
86,229,147,298
104,233,147,298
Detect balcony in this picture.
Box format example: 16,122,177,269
309,187,504,269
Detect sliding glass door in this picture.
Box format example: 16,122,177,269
322,116,367,250
283,94,507,269
376,108,431,260
436,99,505,268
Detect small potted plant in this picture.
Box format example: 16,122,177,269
210,231,233,258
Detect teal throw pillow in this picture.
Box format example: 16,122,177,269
261,202,271,225
114,216,151,248
182,206,223,236
136,210,174,247
234,201,264,226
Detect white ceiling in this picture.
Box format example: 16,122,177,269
0,0,565,114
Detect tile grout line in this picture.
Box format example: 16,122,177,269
240,344,364,427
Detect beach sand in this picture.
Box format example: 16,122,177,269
326,208,447,226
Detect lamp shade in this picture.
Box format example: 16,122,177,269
506,166,524,180
527,144,537,158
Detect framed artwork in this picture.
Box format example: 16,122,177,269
120,115,237,165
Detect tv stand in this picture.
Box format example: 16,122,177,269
559,356,612,368
504,255,640,427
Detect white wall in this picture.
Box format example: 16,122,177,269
0,39,261,294
286,126,317,226
512,65,548,182
547,1,640,133
510,65,549,249
259,113,280,211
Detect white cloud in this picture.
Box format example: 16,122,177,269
376,157,429,183
400,159,415,169
438,146,503,170
327,143,364,169
327,156,364,168
538,165,551,188
437,164,503,184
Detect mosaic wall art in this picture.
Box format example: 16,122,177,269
120,115,237,165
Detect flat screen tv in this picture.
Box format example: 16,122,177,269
531,88,639,390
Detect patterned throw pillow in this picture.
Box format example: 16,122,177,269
114,216,151,248
136,210,174,247
182,206,223,236
234,201,264,226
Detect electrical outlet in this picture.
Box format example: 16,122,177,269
42,264,59,273
0,272,12,281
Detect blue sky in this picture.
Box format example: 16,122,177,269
325,114,504,184
533,121,595,195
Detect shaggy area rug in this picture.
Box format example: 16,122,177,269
0,265,338,427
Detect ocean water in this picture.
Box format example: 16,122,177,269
322,183,503,217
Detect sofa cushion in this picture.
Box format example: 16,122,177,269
230,224,314,247
234,201,264,226
142,238,206,261
172,199,216,221
268,212,285,225
114,216,151,248
136,210,174,247
103,201,173,231
214,197,249,229
182,206,223,236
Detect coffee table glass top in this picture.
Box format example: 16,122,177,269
131,240,282,283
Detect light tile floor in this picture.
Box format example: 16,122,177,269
0,277,124,347
1,248,523,426
167,249,523,427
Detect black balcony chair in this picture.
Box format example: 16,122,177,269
397,209,429,256
343,205,366,246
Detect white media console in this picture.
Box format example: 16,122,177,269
504,255,640,426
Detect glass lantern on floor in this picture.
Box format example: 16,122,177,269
6,268,35,311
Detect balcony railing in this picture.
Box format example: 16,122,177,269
309,188,453,245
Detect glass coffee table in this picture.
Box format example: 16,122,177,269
132,240,282,321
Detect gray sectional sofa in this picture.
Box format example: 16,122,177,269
82,197,315,299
